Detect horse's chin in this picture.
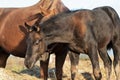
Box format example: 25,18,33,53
39,52,49,61
28,62,35,69
24,59,36,69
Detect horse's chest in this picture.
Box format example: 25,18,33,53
0,28,26,52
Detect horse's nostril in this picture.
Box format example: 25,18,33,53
24,60,30,68
24,59,34,69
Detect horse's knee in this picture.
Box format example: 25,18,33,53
113,62,120,80
40,68,44,78
93,69,102,80
55,60,64,80
55,65,63,80
40,59,49,79
71,65,78,79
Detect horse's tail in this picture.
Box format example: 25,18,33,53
100,6,120,28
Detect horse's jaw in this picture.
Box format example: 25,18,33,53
39,52,49,61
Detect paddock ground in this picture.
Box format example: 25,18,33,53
0,54,116,80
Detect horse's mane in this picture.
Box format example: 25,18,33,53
40,9,87,26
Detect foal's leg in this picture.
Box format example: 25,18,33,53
55,48,68,80
112,43,120,80
69,52,79,80
0,49,10,68
98,48,112,80
88,46,102,80
40,54,50,80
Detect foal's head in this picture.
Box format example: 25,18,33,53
24,23,48,69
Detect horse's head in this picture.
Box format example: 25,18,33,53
23,0,70,69
24,22,48,69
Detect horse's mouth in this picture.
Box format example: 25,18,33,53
24,60,35,69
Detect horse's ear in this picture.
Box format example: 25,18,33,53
49,9,56,16
34,26,40,32
40,6,48,16
24,22,40,32
24,22,32,32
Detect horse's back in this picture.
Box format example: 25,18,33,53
94,6,120,27
68,8,115,49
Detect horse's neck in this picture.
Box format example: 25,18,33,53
39,0,69,12
25,1,41,11
27,0,56,12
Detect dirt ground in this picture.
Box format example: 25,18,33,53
0,54,116,80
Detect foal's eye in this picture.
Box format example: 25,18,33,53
34,40,40,45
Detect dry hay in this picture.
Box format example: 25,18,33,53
0,68,39,80
0,55,116,80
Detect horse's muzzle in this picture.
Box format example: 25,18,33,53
24,59,35,69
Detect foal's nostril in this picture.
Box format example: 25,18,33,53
24,59,35,69
24,60,30,69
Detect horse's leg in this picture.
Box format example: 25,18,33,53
88,45,102,80
0,49,10,68
40,53,50,80
55,48,68,80
69,51,79,80
112,43,120,80
98,48,112,80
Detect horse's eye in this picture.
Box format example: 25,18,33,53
34,40,40,45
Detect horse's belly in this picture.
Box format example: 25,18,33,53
0,33,26,57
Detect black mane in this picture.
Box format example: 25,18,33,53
39,9,89,28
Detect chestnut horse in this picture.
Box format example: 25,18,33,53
0,0,48,67
0,0,79,79
25,6,120,80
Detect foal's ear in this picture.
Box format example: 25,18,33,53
24,22,33,32
24,22,40,32
34,26,40,32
